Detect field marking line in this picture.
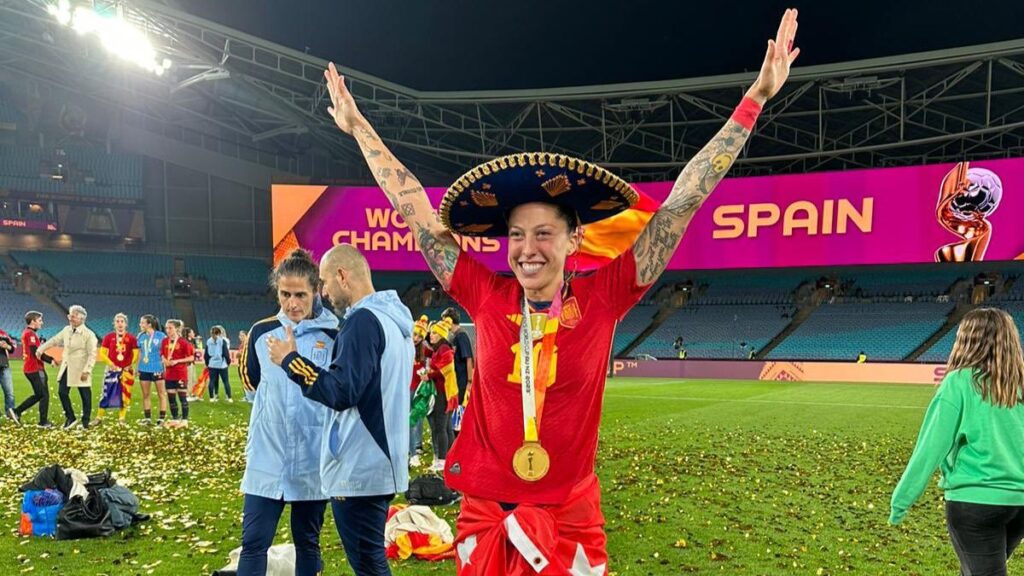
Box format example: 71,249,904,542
604,393,927,410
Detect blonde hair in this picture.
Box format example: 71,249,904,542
947,308,1024,408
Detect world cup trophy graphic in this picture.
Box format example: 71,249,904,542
934,162,1003,262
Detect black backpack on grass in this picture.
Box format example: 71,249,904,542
405,474,459,506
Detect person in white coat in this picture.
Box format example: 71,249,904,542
37,305,97,429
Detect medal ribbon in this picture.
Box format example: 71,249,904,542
519,287,561,444
166,337,178,362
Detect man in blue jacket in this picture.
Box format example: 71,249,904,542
269,243,413,576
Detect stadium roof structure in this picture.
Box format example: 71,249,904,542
2,0,1023,187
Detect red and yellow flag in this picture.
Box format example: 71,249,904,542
569,189,659,270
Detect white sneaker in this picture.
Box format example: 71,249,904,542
210,397,218,403
226,398,233,403
409,455,421,467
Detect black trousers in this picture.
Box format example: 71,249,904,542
15,371,50,424
427,397,453,460
946,500,1024,576
58,372,92,426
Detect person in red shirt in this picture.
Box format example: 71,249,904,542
425,317,458,473
161,319,194,428
13,311,57,427
320,9,800,571
94,313,139,425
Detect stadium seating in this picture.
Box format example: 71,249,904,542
613,305,660,355
694,273,806,305
185,256,270,295
989,279,1024,302
845,268,965,298
768,301,954,361
12,250,170,296
919,299,1024,362
0,290,66,339
64,147,143,187
0,145,142,200
0,98,22,127
621,270,803,358
917,327,959,363
633,303,793,359
1004,300,1024,340
193,296,277,344
56,292,176,339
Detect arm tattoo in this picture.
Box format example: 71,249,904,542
356,126,375,142
349,120,463,286
414,222,460,289
634,120,750,285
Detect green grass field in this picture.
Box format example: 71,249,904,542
0,361,968,575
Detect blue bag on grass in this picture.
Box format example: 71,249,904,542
21,489,64,537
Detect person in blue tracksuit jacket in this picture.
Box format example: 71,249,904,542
237,249,339,576
268,244,412,576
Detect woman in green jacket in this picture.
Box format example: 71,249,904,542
891,307,1024,575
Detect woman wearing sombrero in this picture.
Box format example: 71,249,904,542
322,9,800,574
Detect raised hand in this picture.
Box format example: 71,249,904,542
321,64,462,291
266,326,298,366
747,8,801,104
323,62,366,135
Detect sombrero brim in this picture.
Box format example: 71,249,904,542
440,152,638,237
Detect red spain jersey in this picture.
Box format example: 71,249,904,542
426,343,454,397
101,332,138,370
161,337,194,383
22,328,44,373
444,249,648,505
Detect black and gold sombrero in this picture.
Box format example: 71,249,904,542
439,152,639,237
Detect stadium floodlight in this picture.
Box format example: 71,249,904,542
46,1,173,76
47,0,72,25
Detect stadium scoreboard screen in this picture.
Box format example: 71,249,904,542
272,157,1024,270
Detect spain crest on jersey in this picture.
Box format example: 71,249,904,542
311,340,329,365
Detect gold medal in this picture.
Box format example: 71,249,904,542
117,353,124,362
512,441,550,482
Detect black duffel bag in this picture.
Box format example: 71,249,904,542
405,475,459,506
56,493,115,540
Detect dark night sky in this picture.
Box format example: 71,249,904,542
175,0,1024,90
